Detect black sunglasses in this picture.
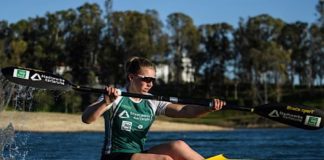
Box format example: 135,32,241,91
136,74,156,83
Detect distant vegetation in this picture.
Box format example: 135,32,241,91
1,0,323,125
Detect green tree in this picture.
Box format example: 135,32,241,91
65,3,104,86
278,22,309,88
166,13,199,84
0,21,10,67
197,23,234,97
6,20,29,66
234,14,288,104
145,10,169,60
9,39,28,66
55,9,78,65
0,40,6,67
65,3,105,110
310,0,324,86
98,10,167,85
33,91,55,112
24,17,51,69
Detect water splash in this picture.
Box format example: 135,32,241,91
0,123,15,160
0,74,15,112
0,69,36,160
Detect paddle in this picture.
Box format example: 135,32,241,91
1,66,323,130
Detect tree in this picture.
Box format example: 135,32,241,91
5,20,30,66
0,21,10,67
309,0,324,86
278,22,309,88
62,3,105,109
55,9,78,65
98,10,167,85
233,14,288,104
166,13,199,84
9,39,27,66
65,3,104,85
197,23,234,96
145,10,169,60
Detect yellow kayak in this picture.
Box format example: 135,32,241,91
206,154,249,160
206,154,228,160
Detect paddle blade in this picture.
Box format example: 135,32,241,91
1,66,73,91
254,103,324,130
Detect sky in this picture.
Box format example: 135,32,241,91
0,0,320,27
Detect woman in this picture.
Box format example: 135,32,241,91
82,57,226,160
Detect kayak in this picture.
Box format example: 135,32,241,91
206,154,249,160
206,154,228,160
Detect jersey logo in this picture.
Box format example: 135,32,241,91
121,121,132,131
137,125,143,129
119,110,130,119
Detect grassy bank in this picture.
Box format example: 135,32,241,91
157,110,288,129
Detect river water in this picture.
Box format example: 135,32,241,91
1,128,323,160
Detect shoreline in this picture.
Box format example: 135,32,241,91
0,111,232,132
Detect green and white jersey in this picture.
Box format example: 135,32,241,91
100,95,169,154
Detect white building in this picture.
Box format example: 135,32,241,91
156,57,195,83
156,64,170,83
181,57,195,83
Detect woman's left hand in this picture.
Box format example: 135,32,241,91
210,99,226,112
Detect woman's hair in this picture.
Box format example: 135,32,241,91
125,57,156,80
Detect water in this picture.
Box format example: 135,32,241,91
3,128,323,160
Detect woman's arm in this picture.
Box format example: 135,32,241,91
165,99,225,118
82,100,110,124
81,86,119,124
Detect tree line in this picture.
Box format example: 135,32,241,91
0,2,323,113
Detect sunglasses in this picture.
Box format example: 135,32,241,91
136,74,156,83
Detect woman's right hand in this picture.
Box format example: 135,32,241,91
104,86,120,105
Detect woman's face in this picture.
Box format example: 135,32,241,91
129,67,156,94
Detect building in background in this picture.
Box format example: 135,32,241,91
156,57,194,83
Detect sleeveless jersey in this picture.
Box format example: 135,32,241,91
100,95,169,154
